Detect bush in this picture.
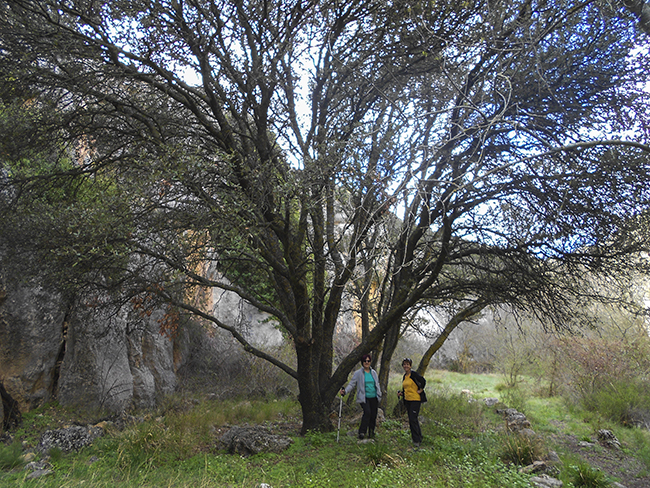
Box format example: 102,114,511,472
498,385,529,414
560,336,650,427
588,379,650,427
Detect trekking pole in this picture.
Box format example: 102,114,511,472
336,394,343,442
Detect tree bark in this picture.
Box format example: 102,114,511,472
417,301,489,375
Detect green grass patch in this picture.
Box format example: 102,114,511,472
427,370,503,399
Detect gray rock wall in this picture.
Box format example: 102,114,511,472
0,280,188,417
0,283,66,411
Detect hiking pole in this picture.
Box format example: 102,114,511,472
336,394,343,442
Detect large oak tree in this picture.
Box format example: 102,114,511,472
2,0,650,431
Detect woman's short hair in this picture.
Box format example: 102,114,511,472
361,354,372,364
402,357,412,366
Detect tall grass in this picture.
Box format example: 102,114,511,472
498,432,546,466
0,442,23,470
567,461,611,488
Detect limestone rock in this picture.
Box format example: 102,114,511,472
218,425,293,456
484,397,499,406
597,429,621,449
1,278,188,417
520,460,550,475
0,282,65,411
56,298,134,412
37,425,104,453
530,475,563,487
498,407,532,432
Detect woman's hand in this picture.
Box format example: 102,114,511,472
340,388,346,396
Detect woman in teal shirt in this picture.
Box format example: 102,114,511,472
340,354,382,439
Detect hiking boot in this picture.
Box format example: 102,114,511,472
358,433,365,440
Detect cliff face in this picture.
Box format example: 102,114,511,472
0,283,65,415
0,278,188,432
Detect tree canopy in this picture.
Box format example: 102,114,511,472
1,0,650,432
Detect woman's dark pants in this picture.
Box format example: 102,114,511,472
359,397,379,437
404,400,422,443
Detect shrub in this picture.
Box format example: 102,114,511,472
560,336,650,427
589,379,650,427
499,385,529,414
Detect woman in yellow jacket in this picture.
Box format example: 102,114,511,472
397,358,426,447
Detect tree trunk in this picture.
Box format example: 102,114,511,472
377,318,402,409
417,301,488,374
295,338,335,434
299,395,333,434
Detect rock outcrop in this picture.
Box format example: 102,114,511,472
0,282,66,413
37,424,105,453
218,425,293,456
0,277,189,419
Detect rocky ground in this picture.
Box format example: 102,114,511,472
549,427,650,488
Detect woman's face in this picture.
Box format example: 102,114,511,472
402,362,411,374
363,357,372,369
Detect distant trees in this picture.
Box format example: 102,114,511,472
1,0,650,432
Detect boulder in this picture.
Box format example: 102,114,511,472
37,424,104,453
530,475,563,487
500,408,532,432
597,429,621,449
218,425,293,456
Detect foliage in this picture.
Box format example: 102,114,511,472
560,335,650,426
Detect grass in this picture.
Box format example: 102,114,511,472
566,461,611,488
2,371,650,487
0,441,23,470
